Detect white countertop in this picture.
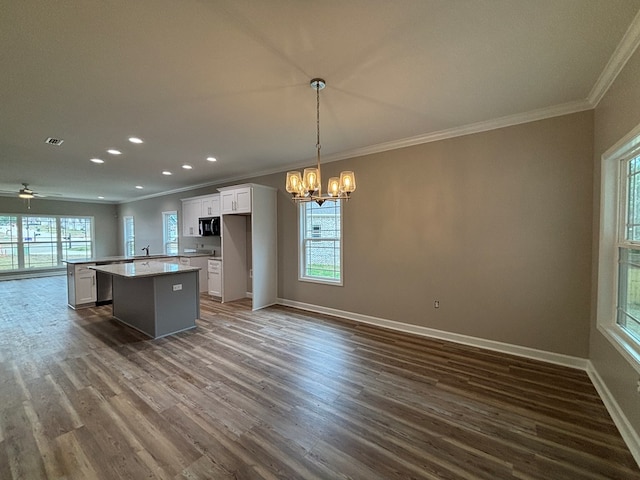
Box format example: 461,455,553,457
89,261,200,278
64,252,217,265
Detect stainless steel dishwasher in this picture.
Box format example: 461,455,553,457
95,260,129,304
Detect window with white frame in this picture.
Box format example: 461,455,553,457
163,211,178,255
598,125,640,371
0,214,94,271
617,154,640,342
299,200,342,284
123,216,135,257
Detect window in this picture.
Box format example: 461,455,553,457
0,215,19,270
123,216,135,256
618,156,640,343
598,124,640,372
299,200,342,284
23,216,57,268
163,211,178,255
0,215,94,272
61,217,93,262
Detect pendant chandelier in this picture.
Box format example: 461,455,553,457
286,78,356,205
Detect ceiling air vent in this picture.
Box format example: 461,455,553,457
44,137,64,146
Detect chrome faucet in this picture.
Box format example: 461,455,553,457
142,245,150,256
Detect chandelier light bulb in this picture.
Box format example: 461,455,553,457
340,171,356,193
328,177,340,197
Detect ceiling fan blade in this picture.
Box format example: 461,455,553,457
0,184,64,198
35,192,63,197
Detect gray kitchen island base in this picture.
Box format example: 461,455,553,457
113,271,199,338
89,261,200,339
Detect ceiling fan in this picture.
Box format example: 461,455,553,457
0,183,62,209
18,183,38,199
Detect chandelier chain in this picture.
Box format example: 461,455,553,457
316,80,321,169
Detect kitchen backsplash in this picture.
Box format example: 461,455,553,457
184,237,220,253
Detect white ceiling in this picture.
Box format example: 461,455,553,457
2,0,640,202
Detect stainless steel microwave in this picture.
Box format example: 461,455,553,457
198,217,220,236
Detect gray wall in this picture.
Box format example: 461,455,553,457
0,196,119,260
262,111,594,358
118,110,594,360
591,46,640,438
117,187,222,256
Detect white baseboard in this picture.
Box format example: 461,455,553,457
587,363,640,467
277,298,588,370
276,297,640,468
0,269,65,281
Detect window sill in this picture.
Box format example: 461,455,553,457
598,323,640,375
298,276,343,287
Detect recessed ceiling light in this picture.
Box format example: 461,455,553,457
90,158,104,164
129,137,143,144
107,149,122,155
98,196,105,199
182,164,192,170
162,171,172,175
135,185,143,189
206,156,217,162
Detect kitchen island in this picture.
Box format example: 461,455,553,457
65,252,217,309
89,261,200,339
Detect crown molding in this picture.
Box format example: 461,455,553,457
314,99,592,165
167,99,593,191
122,97,592,203
122,9,640,203
588,8,640,107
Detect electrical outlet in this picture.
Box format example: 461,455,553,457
173,284,182,291
434,300,440,309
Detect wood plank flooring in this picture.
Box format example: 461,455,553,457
1,275,639,479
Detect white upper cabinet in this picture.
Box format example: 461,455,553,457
181,193,220,236
201,194,220,217
220,186,252,214
182,198,202,237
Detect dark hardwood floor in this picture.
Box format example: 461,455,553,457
0,275,639,479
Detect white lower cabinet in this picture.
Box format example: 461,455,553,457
208,259,221,297
180,256,208,292
76,266,97,304
67,263,97,308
